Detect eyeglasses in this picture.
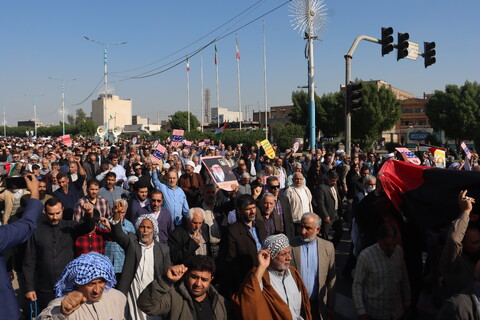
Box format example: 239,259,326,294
268,185,280,189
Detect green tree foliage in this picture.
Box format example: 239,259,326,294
76,108,87,123
76,119,97,137
350,81,401,143
170,111,200,131
67,114,75,125
425,81,480,149
290,90,344,140
66,108,87,125
275,124,305,151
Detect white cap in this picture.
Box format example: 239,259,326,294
185,160,195,168
385,153,395,159
336,149,345,155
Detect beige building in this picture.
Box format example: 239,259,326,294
211,107,242,123
91,94,132,129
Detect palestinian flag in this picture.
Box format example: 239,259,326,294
4,163,19,176
215,122,227,137
379,159,480,228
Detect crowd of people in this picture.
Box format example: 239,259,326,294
0,135,478,320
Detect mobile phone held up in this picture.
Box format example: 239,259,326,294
6,176,27,189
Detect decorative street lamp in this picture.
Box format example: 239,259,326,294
290,0,328,149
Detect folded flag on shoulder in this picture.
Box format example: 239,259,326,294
379,159,480,228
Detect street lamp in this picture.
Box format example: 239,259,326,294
24,93,43,138
84,36,127,130
49,77,76,136
290,0,328,149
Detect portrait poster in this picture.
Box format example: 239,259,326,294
202,156,238,191
292,138,304,156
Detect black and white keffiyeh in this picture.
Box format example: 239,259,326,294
262,234,290,259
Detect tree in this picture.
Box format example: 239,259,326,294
169,111,200,131
291,90,345,140
425,81,480,151
76,119,97,137
275,124,305,151
67,114,75,125
66,108,87,125
76,108,87,124
350,81,401,144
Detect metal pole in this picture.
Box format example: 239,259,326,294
343,35,381,155
187,57,190,132
345,55,352,156
103,46,108,129
200,53,204,132
33,96,37,137
215,46,220,127
236,34,242,130
61,81,65,136
3,105,6,138
263,21,268,140
307,36,315,149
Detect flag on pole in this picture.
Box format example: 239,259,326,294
214,44,218,65
236,34,241,60
186,59,190,71
215,122,227,137
109,115,113,120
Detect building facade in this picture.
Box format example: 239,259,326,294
91,94,132,129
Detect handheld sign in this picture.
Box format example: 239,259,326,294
261,139,276,159
152,144,166,162
434,149,446,168
395,147,421,165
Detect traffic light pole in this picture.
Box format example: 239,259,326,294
344,35,381,156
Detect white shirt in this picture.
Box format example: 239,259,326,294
127,242,161,320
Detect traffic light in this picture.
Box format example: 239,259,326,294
347,82,363,112
381,27,394,56
397,32,410,60
424,41,436,68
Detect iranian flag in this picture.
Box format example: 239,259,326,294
186,59,190,72
214,44,218,65
236,34,240,60
4,163,18,176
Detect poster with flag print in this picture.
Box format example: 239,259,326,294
395,147,421,165
152,144,166,162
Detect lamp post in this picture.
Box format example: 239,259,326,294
290,0,328,149
84,36,127,129
49,77,76,136
24,93,43,138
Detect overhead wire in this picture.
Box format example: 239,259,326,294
111,0,267,75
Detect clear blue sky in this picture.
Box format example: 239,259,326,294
0,0,478,126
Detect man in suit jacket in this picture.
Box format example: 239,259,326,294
125,181,150,223
0,175,43,320
110,211,171,320
313,170,343,247
168,207,211,265
290,213,336,320
224,194,267,294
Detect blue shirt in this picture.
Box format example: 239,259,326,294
301,239,319,299
152,171,189,226
104,219,135,273
98,186,129,210
246,222,262,252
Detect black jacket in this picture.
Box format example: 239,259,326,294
313,183,342,221
23,215,89,293
168,223,211,266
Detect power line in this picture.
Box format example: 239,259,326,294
111,0,267,75
112,0,289,81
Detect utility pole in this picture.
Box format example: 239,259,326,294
84,36,127,132
49,77,76,136
24,93,43,138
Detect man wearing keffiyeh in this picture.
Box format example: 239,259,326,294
38,251,126,319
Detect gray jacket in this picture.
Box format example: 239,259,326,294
137,275,228,320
